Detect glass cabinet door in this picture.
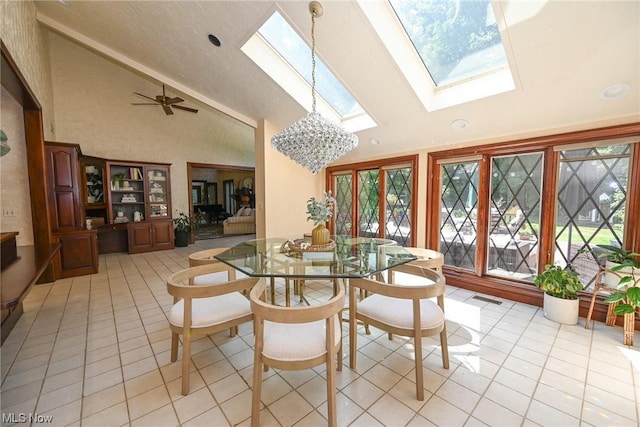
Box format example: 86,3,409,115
85,164,105,205
147,167,169,218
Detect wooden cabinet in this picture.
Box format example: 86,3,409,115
97,223,128,254
45,143,81,232
45,142,99,279
128,220,174,254
107,161,172,224
80,156,108,229
55,231,99,278
106,160,174,254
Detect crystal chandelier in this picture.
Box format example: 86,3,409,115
271,1,359,175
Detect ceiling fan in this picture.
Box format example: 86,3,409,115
132,84,198,115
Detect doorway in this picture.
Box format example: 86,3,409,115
187,162,255,241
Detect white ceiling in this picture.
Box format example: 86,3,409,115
35,0,639,163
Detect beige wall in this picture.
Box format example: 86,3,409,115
0,87,35,245
0,0,56,139
47,33,255,217
0,0,56,246
257,119,326,239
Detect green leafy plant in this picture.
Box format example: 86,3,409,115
534,264,583,300
173,212,201,232
111,173,126,186
593,244,640,268
604,257,640,315
306,191,336,225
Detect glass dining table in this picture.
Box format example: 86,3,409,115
214,236,417,305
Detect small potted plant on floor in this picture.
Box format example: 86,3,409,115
534,264,583,325
173,212,199,247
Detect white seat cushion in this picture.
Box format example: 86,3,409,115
193,271,228,285
169,292,251,328
262,314,341,362
358,295,444,330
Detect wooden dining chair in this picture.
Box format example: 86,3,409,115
403,247,444,272
188,247,236,285
166,262,258,395
349,263,449,401
250,280,345,427
188,247,229,266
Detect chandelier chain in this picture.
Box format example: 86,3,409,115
311,10,317,113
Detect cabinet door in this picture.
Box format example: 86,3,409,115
56,231,99,278
128,222,153,254
145,166,171,219
151,220,175,251
46,145,81,232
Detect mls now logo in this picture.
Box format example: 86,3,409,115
1,413,53,423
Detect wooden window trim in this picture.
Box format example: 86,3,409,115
427,123,640,326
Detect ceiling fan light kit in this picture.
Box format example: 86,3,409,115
271,1,359,175
132,84,198,115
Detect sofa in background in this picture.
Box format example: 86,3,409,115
223,207,256,235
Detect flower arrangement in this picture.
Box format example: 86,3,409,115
306,191,336,225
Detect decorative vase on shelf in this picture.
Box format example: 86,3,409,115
312,222,330,246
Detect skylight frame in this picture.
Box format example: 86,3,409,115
242,9,376,133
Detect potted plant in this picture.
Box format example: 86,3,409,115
111,173,126,190
534,264,583,324
518,227,533,241
592,244,640,287
306,191,336,246
173,212,199,247
603,256,640,345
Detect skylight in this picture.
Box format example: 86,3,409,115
389,0,509,87
358,0,515,111
242,10,375,132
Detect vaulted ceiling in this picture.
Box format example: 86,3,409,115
34,1,639,162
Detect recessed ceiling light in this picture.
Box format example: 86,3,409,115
451,119,469,130
370,139,381,146
600,83,631,100
208,34,221,47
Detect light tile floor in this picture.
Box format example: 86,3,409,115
2,236,639,427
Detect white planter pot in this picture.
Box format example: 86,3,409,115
543,293,579,325
604,261,640,288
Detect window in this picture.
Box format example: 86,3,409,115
428,126,639,307
242,10,376,132
439,160,479,270
487,153,543,279
555,143,632,289
359,0,515,110
329,156,417,246
389,0,509,86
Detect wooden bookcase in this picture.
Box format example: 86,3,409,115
106,161,174,253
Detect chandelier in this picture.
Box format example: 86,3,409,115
271,1,359,175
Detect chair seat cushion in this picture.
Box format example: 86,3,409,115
193,272,228,285
169,292,251,328
358,295,444,330
262,314,341,362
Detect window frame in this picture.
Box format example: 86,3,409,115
326,155,419,246
427,123,640,310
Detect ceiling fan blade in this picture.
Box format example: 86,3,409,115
133,92,159,103
166,97,184,105
162,105,174,115
172,105,198,113
131,103,158,105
